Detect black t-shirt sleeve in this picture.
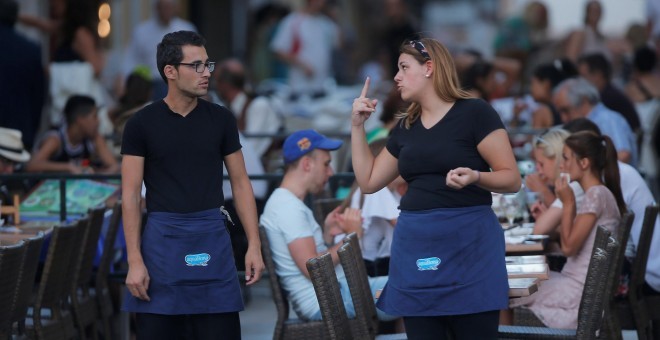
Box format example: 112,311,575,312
386,122,402,159
472,99,506,145
121,111,146,157
220,107,242,156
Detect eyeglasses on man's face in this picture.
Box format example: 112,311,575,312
176,61,216,73
556,106,572,115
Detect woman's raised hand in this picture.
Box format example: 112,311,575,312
554,174,574,204
352,77,378,127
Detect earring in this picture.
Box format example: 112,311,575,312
425,74,430,78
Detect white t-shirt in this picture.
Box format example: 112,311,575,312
222,132,268,200
618,162,660,291
339,187,399,261
270,12,339,94
229,92,282,158
550,181,585,209
260,188,345,319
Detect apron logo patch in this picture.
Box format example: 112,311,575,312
416,257,441,271
185,253,211,266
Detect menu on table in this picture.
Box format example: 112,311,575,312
508,278,539,297
506,263,549,280
20,180,119,216
505,255,547,264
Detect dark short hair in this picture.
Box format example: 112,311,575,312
156,30,206,83
532,58,578,88
578,53,612,80
0,0,18,27
64,95,96,125
460,60,493,93
563,117,602,135
633,46,657,73
217,64,246,89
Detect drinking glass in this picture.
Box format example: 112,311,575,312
500,194,521,227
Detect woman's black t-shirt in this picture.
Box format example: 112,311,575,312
121,99,241,213
386,98,505,210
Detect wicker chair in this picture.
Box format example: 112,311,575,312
602,212,634,340
0,241,27,339
70,206,106,340
513,223,615,327
628,205,660,340
338,234,379,339
26,220,86,340
306,253,352,340
339,235,407,340
258,226,327,340
10,232,45,338
94,201,122,340
499,226,614,339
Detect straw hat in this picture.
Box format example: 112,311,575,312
0,127,30,163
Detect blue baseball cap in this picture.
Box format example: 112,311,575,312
283,129,343,164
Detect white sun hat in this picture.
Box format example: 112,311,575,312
0,127,30,163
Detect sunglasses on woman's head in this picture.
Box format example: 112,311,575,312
533,129,552,147
409,40,431,61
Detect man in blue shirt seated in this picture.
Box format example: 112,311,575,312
553,77,638,167
260,129,398,322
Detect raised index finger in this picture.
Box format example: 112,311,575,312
359,77,370,98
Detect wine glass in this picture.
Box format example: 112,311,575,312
500,194,521,227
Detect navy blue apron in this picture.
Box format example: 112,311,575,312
377,205,508,316
123,208,244,314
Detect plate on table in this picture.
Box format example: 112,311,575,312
524,234,549,241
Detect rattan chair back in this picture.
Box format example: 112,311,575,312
339,235,378,339
629,205,660,340
10,232,45,336
307,253,352,340
0,241,26,338
259,226,327,340
95,201,122,339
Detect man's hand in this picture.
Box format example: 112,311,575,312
126,261,151,301
338,207,363,235
244,244,264,286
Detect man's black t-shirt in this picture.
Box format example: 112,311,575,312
386,98,505,210
121,99,241,213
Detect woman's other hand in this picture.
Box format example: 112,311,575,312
446,167,479,190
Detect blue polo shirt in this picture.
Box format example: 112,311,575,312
588,103,638,167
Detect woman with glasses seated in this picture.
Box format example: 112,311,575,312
510,131,625,329
525,128,585,236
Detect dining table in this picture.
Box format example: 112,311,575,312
0,221,55,245
506,254,549,298
504,223,548,255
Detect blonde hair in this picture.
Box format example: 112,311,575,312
397,38,471,129
534,128,569,177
